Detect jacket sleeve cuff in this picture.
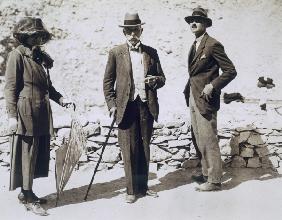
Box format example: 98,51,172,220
7,108,17,118
210,81,221,93
107,99,116,111
59,97,64,106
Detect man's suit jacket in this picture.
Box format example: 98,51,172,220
103,43,166,125
183,33,237,117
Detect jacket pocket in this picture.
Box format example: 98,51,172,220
19,97,32,116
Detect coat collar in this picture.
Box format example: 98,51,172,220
119,43,151,77
188,33,209,75
16,45,33,57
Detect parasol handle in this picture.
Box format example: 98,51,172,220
84,117,116,201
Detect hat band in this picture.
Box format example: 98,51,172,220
192,11,207,18
124,19,141,26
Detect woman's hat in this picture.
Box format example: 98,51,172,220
184,7,212,27
119,12,145,27
13,17,51,42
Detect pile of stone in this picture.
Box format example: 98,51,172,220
77,120,200,171
48,117,201,171
150,122,200,170
1,107,282,173
221,126,281,169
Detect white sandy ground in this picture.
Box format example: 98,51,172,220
1,164,282,220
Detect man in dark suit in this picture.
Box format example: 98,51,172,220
183,7,237,191
103,12,165,203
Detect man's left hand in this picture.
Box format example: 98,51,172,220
201,83,214,102
145,75,158,89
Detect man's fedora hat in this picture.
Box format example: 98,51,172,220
184,7,212,27
119,12,145,27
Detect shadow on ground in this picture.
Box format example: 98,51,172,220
43,167,281,210
43,172,157,210
150,166,281,193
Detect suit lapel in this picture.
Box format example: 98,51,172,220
141,44,150,77
188,43,195,68
191,33,209,65
119,44,132,78
120,43,150,79
189,34,209,75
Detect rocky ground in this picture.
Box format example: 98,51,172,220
0,0,282,219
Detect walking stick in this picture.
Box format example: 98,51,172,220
9,132,15,188
84,117,116,201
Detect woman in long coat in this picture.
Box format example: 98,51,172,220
5,17,72,216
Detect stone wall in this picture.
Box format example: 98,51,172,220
2,113,282,172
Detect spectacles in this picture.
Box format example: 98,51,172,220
29,32,49,41
124,27,141,35
189,17,205,24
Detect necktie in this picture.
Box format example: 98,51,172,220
188,41,197,65
191,41,197,60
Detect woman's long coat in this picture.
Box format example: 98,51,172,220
4,45,63,190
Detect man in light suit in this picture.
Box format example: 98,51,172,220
103,12,165,203
183,7,237,191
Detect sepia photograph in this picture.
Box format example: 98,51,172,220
0,0,281,219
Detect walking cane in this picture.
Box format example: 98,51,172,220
84,117,116,201
9,131,15,188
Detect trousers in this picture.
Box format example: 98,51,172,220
118,97,154,195
189,91,222,183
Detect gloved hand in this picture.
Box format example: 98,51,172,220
144,75,158,89
109,107,117,120
8,117,17,134
200,83,214,102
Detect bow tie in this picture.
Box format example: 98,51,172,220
130,47,140,52
127,41,141,52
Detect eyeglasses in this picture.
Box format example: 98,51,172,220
124,27,141,35
29,32,49,41
189,17,205,24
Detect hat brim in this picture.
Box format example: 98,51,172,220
13,29,51,36
184,16,212,27
118,22,145,28
13,30,52,44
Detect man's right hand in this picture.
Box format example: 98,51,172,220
8,118,17,134
109,107,117,120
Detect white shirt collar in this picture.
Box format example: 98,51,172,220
127,40,141,51
196,32,206,42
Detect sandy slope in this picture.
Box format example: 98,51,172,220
0,0,282,121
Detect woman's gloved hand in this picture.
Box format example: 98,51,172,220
8,117,17,134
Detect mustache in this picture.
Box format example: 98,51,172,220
127,36,140,41
192,24,197,28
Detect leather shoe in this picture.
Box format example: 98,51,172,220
18,192,47,204
18,192,26,204
25,202,49,216
125,194,137,204
195,182,221,192
191,174,208,184
145,189,159,198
